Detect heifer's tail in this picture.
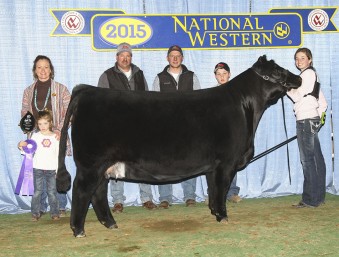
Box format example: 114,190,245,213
57,84,91,193
56,94,73,193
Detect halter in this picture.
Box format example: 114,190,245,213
251,67,289,88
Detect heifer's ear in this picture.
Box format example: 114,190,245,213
258,55,267,63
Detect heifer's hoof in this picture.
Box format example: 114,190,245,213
101,220,118,228
109,223,118,229
72,226,86,238
75,231,86,238
215,215,228,223
220,218,228,224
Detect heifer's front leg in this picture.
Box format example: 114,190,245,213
206,167,232,223
91,177,118,229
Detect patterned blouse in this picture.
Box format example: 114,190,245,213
21,79,72,156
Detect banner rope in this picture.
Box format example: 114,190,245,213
143,0,146,14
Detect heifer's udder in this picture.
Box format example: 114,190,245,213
105,162,126,179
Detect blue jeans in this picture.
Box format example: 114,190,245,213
110,180,153,204
297,118,326,206
159,178,196,204
57,193,67,210
31,169,59,217
40,179,67,211
227,174,240,199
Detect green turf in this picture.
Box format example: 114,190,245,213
0,194,338,257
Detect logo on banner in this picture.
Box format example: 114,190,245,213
273,22,290,39
269,7,337,33
308,9,329,31
61,11,85,34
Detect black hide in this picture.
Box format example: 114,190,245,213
57,55,301,237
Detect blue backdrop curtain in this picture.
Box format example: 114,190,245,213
0,0,338,214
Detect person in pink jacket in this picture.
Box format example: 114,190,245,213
287,48,327,208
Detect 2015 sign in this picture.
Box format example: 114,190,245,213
98,17,152,46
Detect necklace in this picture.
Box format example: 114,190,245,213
34,86,51,112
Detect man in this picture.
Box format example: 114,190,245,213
153,45,200,208
214,62,242,203
97,42,157,213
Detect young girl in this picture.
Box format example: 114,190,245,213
287,48,327,208
18,110,60,221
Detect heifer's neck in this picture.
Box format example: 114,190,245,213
233,69,269,136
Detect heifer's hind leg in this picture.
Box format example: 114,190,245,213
91,177,118,229
70,167,98,238
206,166,234,223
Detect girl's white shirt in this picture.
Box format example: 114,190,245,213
287,68,327,120
30,131,59,171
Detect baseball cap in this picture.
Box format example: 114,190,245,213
167,45,183,56
214,62,230,73
116,42,132,56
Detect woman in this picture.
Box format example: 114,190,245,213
21,55,71,216
287,48,327,208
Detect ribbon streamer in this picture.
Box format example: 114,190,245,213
15,139,37,196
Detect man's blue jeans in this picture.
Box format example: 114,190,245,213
31,169,59,217
227,174,240,199
159,177,196,203
57,193,67,210
110,180,154,204
296,117,326,207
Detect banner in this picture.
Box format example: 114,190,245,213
50,7,338,51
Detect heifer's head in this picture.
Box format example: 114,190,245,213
252,55,301,90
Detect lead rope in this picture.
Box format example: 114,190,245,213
249,98,296,183
281,97,292,184
330,70,335,187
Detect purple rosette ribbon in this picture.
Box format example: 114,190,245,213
15,139,37,196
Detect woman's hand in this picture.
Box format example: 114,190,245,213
54,130,61,140
18,141,27,149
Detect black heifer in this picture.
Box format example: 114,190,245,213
57,55,301,237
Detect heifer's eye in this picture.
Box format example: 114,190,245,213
272,69,281,79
